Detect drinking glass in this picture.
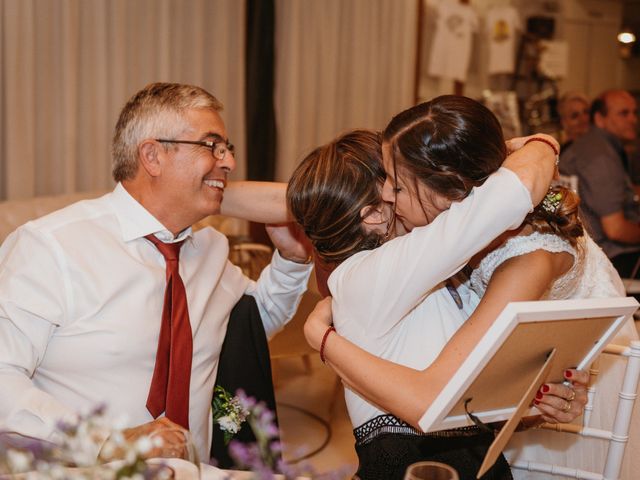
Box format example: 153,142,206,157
403,461,459,480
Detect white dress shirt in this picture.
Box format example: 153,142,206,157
328,168,533,428
0,183,311,461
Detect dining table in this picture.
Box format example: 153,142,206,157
152,458,307,479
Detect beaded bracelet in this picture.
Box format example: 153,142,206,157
319,326,336,364
524,137,559,157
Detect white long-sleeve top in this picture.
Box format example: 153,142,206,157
0,183,311,461
328,168,533,429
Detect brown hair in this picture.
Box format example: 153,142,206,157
527,185,584,242
287,130,386,265
383,95,583,245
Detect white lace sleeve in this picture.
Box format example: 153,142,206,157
469,232,578,299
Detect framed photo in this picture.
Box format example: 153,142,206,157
418,297,638,432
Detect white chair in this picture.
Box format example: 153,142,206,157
510,340,640,479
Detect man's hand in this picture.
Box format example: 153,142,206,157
266,223,312,264
101,417,192,461
533,369,589,424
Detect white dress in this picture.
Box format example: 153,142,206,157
469,231,640,479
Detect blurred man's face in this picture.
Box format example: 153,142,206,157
596,91,638,142
560,99,590,142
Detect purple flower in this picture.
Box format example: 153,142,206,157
225,389,352,479
236,389,257,411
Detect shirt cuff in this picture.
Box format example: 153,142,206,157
271,249,315,276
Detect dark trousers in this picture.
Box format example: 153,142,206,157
210,295,278,468
355,432,512,480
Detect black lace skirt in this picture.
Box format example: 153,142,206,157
353,414,513,480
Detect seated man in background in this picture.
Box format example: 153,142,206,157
557,91,590,152
0,82,312,464
560,88,640,278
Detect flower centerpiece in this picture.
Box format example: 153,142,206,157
0,406,172,479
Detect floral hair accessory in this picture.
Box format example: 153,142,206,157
542,190,563,214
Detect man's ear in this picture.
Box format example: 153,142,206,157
360,205,386,225
138,140,162,177
593,112,606,129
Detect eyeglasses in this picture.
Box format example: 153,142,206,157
155,138,235,161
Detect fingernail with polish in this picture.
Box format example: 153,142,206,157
535,392,543,400
542,384,550,393
565,370,573,378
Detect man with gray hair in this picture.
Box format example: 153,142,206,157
557,91,590,151
0,83,311,463
560,89,640,278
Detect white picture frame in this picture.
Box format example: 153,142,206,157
418,297,639,433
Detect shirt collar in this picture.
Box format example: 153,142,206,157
110,183,193,243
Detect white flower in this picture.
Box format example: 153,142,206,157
134,436,153,455
111,414,130,430
0,409,165,479
48,464,67,479
218,415,240,433
124,448,137,465
152,436,164,448
110,431,125,445
7,449,33,472
99,440,116,460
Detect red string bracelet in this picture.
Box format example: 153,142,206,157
319,326,336,364
524,137,559,157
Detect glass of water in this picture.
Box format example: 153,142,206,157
404,461,459,480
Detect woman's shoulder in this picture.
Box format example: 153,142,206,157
504,230,574,252
483,231,575,271
470,232,577,297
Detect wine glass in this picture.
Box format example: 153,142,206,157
404,461,459,480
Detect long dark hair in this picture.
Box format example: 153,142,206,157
383,95,583,244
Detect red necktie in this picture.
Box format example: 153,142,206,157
145,234,193,430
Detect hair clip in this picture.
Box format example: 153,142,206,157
542,190,562,214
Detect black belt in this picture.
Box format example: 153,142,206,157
353,414,485,447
